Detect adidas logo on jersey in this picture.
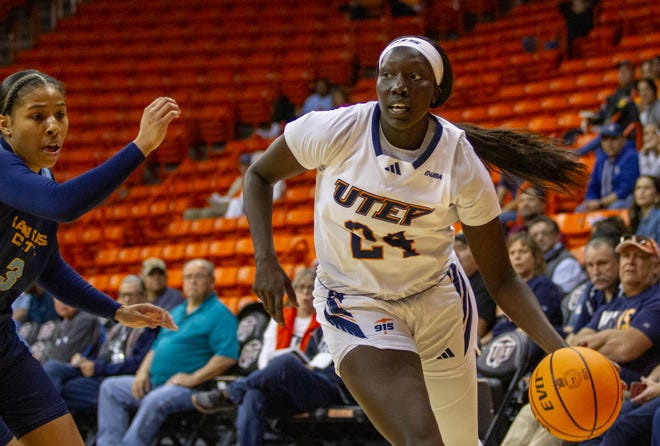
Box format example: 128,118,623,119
436,347,455,360
384,162,401,175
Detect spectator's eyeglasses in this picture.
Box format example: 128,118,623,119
619,235,659,257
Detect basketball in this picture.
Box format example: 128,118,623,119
528,347,623,441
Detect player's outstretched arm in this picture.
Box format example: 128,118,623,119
133,97,181,157
463,218,568,353
115,303,178,331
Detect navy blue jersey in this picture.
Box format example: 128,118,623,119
586,283,660,379
0,137,145,337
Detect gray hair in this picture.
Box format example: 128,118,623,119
121,274,146,293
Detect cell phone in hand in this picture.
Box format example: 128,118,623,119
630,381,647,399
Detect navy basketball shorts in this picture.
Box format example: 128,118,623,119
0,339,69,443
313,262,481,445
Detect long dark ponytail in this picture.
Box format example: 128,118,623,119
419,37,588,195
456,123,587,194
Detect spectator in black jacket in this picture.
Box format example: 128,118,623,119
558,0,599,58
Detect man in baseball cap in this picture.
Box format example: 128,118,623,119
599,122,624,137
140,257,184,311
577,121,639,212
569,233,659,382
616,235,660,260
141,257,167,276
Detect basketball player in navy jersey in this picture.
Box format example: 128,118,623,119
242,37,586,445
0,70,179,446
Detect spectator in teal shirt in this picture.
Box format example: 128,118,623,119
96,259,238,446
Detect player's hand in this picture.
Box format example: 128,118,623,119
252,256,296,325
133,97,181,157
115,303,178,331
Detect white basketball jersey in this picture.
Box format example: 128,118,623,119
284,102,500,299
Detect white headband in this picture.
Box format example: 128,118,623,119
378,37,444,86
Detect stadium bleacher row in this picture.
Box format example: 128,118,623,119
1,0,657,444
1,0,656,302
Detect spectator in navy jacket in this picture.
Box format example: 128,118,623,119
43,275,158,412
577,123,639,212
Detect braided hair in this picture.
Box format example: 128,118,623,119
1,70,64,116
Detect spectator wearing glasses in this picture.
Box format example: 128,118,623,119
140,258,184,312
569,235,660,385
528,215,587,295
256,268,319,370
96,259,238,446
43,275,158,413
503,235,659,446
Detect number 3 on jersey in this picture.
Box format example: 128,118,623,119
0,258,25,291
345,221,418,259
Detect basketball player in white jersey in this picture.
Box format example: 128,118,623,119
242,36,586,445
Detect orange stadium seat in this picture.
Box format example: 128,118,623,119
540,96,572,113
547,77,578,94
116,246,142,270
557,112,582,130
236,265,257,292
461,106,489,123
487,103,516,120
513,99,542,115
189,218,217,239
527,116,560,135
107,273,126,295
283,186,315,208
215,267,239,296
219,297,240,314
498,119,529,130
284,208,315,234
149,200,172,218
80,227,103,246
523,80,551,98
161,243,187,268
184,242,210,260
95,248,121,271
212,217,238,236
14,0,655,288
139,245,164,261
87,274,110,294
208,239,237,264
552,212,591,249
568,91,599,109
151,266,175,288
499,84,526,101
235,216,251,235
575,72,606,89
558,59,589,75
102,225,125,248
166,219,193,241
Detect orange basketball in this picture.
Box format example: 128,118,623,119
528,347,623,441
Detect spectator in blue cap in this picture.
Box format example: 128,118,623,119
577,122,640,212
